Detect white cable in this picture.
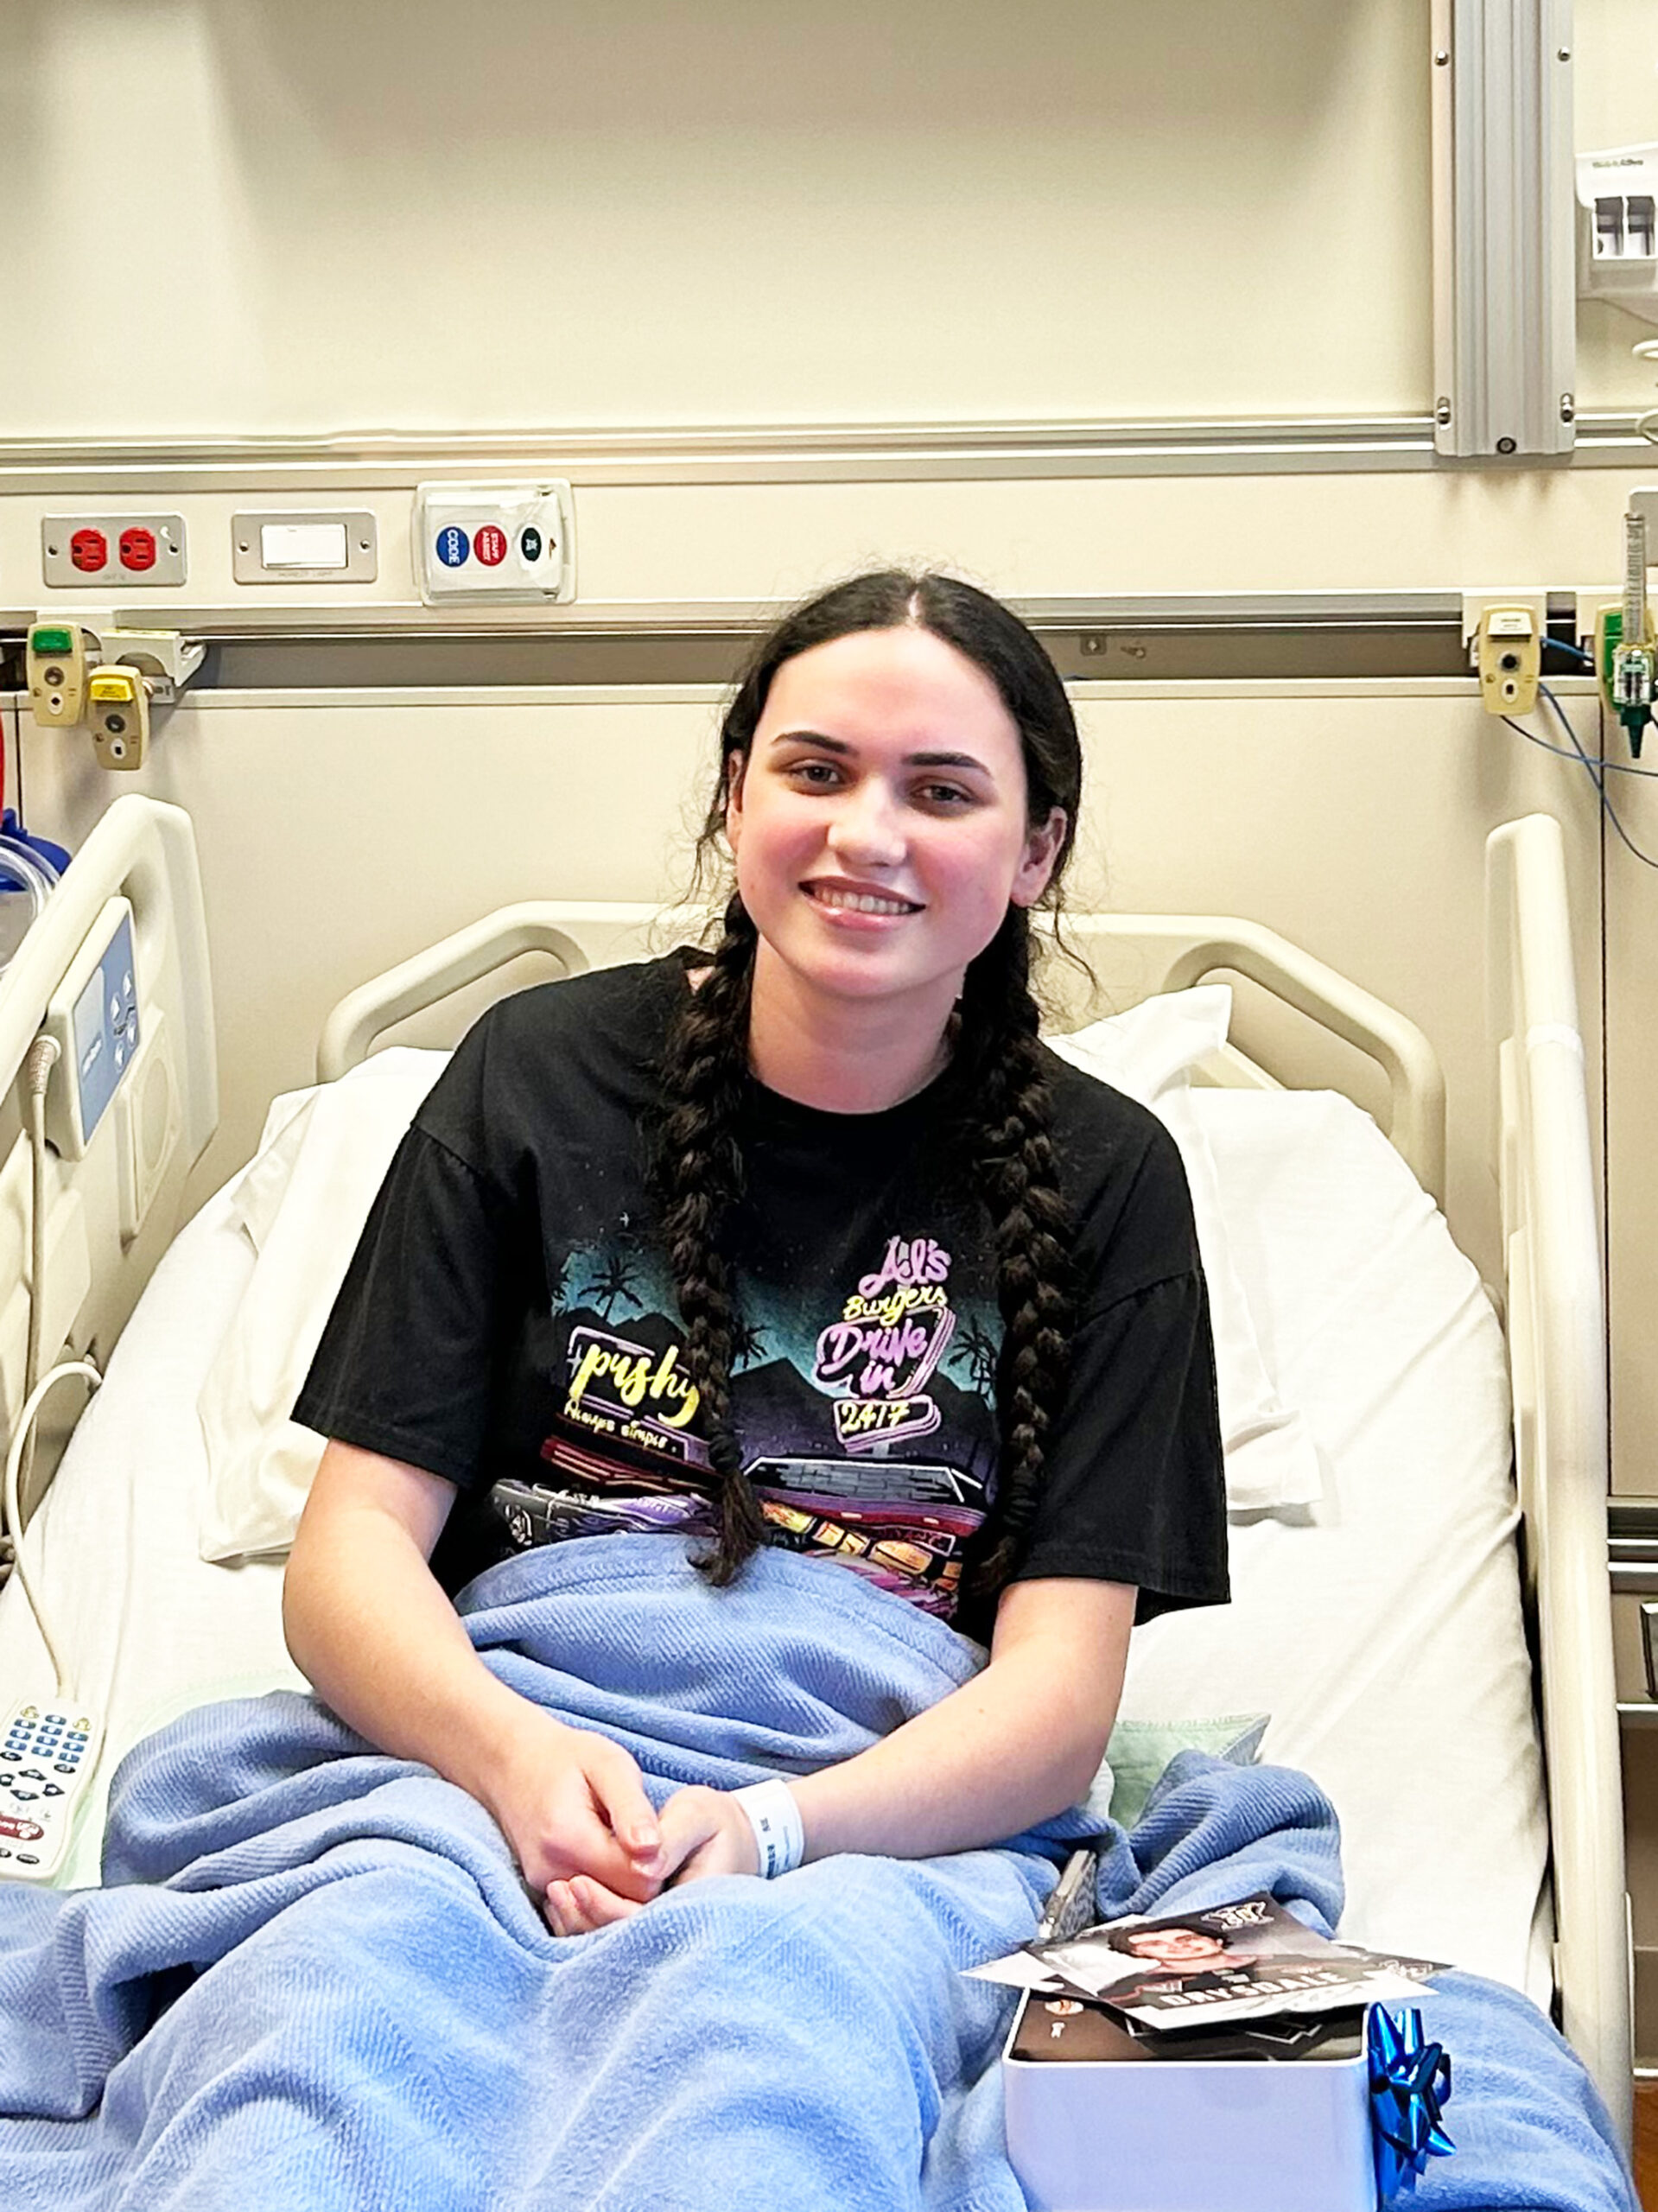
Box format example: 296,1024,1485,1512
19,1032,61,1513
2,1359,100,1697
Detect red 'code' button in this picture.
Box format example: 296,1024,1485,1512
473,524,508,567
119,527,157,572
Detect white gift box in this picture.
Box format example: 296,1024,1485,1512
1002,1993,1377,2212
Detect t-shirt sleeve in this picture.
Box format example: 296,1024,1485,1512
1009,1118,1229,1624
291,1024,536,1491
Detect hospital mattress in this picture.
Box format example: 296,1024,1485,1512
0,1074,1547,2003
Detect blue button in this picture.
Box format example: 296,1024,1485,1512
435,525,470,569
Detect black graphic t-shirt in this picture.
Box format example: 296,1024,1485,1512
295,956,1229,1638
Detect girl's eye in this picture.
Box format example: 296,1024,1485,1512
787,760,843,787
917,782,973,809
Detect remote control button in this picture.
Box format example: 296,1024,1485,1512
13,1791,37,1802
18,1770,42,1782
16,1855,38,1866
0,1848,11,1859
41,1785,61,1797
54,1764,75,1775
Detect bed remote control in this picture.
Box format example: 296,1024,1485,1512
0,1699,102,1883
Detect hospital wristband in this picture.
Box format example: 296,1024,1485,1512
732,1780,805,1878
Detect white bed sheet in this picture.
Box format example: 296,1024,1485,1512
0,1085,1549,2000
0,1186,301,1886
1124,1087,1550,2001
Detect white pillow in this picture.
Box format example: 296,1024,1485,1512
198,988,1315,1563
1045,988,1322,1514
197,1049,450,1560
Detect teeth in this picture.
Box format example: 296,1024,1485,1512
811,886,915,915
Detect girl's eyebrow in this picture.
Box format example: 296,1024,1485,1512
768,728,994,774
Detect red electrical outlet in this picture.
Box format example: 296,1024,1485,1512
42,512,186,587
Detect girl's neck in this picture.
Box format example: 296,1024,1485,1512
744,940,954,1114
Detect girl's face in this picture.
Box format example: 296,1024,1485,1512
726,626,1065,1032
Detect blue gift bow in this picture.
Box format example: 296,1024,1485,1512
1367,2003,1454,2201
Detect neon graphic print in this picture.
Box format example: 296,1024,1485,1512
489,1224,1001,1619
812,1236,957,1451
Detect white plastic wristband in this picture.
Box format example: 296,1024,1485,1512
732,1779,805,1879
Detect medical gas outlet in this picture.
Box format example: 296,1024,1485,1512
414,482,575,605
1462,594,1546,716
1473,608,1541,715
86,668,150,770
25,626,92,728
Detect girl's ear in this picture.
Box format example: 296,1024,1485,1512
723,753,749,851
1009,807,1067,908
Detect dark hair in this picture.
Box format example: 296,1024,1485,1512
648,570,1083,1630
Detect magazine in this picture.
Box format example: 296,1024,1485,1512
981,1893,1445,2031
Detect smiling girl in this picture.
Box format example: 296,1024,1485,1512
282,569,1228,1935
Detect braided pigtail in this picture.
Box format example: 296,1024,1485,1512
648,894,768,1584
955,909,1077,1620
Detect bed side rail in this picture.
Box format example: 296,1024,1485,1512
1486,812,1629,2149
1045,912,1446,1205
316,903,661,1082
0,796,216,1513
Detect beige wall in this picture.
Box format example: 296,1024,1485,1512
2,0,1655,440
1,0,1431,435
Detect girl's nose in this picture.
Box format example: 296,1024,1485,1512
827,783,906,868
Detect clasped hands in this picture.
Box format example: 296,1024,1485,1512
488,1710,768,1937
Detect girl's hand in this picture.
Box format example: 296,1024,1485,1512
481,1709,664,1921
542,1783,762,1936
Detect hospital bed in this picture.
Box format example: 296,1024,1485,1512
0,795,1629,2158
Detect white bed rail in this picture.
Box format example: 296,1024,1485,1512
1486,814,1629,2148
1048,913,1446,1205
317,902,660,1083
0,797,216,1510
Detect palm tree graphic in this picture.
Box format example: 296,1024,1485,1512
729,1313,770,1374
579,1245,645,1322
953,1314,1001,1401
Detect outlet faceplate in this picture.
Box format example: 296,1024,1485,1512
41,515,187,588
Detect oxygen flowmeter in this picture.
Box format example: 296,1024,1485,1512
1597,511,1657,758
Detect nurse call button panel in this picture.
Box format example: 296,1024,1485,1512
414,481,575,604
41,899,142,1160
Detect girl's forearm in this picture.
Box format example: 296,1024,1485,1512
785,1577,1135,1863
788,1651,1103,1861
283,1465,530,1807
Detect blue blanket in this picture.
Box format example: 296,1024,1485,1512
0,1537,1637,2210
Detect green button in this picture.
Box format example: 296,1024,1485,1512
29,626,73,653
